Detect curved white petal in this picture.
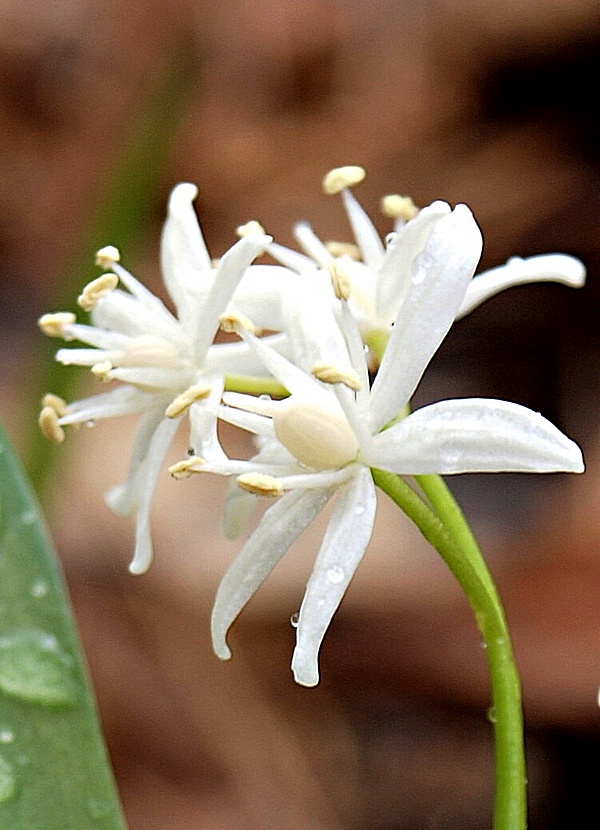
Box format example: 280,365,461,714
211,487,332,659
59,386,163,425
457,253,587,318
160,182,212,306
341,189,385,270
193,232,272,361
294,221,334,268
369,205,483,432
126,416,180,575
292,466,376,687
188,377,227,463
366,398,584,474
376,200,451,322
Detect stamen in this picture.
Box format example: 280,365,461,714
78,273,119,311
219,312,256,335
41,393,67,416
38,312,76,338
311,361,361,391
165,384,212,418
380,194,419,221
328,260,352,301
324,241,361,260
95,245,121,269
322,166,366,195
39,406,65,443
236,220,266,238
169,456,205,479
91,360,113,380
237,472,283,497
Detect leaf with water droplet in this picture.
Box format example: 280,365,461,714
0,420,126,828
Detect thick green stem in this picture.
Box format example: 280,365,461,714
371,469,527,830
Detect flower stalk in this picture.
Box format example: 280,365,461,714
372,468,526,830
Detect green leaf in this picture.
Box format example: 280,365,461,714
0,420,127,829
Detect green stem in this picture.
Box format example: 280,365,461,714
371,468,526,830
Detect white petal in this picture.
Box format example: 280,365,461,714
341,189,385,270
188,377,227,463
66,324,129,350
126,416,180,575
366,398,584,474
59,386,161,425
293,221,333,268
268,240,315,273
193,232,272,361
457,254,587,319
369,205,483,432
91,290,181,342
211,488,332,659
376,200,451,322
160,183,212,308
222,481,257,540
292,466,376,686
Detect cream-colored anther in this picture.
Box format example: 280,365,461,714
41,393,67,416
165,384,211,418
219,312,256,335
311,361,361,391
322,166,366,195
274,403,359,470
324,241,361,260
237,472,284,497
77,273,119,311
380,194,419,221
95,245,121,269
38,312,76,338
169,456,205,479
39,406,65,443
328,260,352,301
91,360,113,380
236,220,266,238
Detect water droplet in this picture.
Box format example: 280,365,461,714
0,754,17,803
441,448,461,467
29,580,49,599
486,705,497,724
354,504,365,516
20,510,36,525
326,566,345,584
85,420,96,428
0,729,14,744
0,629,78,707
259,394,272,401
290,612,300,628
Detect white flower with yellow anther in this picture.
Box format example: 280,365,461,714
172,205,583,686
269,166,586,357
38,183,272,575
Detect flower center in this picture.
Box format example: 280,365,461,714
273,403,359,471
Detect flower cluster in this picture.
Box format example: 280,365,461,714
39,167,585,685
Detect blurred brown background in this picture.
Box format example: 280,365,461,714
1,1,600,827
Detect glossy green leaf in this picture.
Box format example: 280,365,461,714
0,420,127,829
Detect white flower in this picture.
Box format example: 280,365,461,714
39,183,272,575
269,166,586,349
175,202,583,686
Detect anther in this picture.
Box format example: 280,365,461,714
91,360,113,380
380,194,419,221
328,260,352,301
219,312,256,335
41,393,67,416
325,241,361,260
165,384,211,418
38,312,76,338
322,166,366,195
236,220,266,238
95,246,121,269
78,273,119,311
236,473,284,497
169,456,205,479
311,361,361,391
39,406,65,443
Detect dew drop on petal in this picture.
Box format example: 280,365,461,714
29,580,49,599
85,420,96,428
327,566,345,584
290,612,300,628
354,503,365,516
259,394,272,401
